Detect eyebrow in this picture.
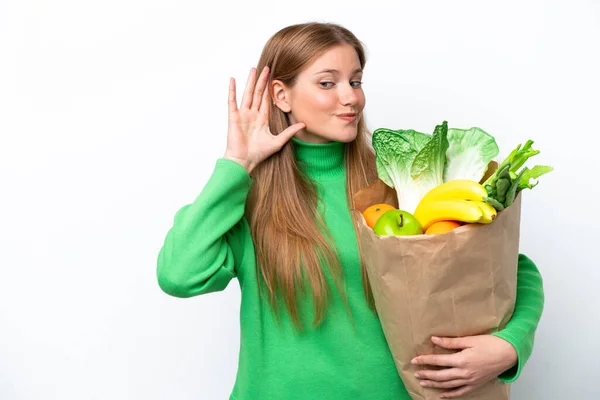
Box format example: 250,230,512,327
313,68,363,75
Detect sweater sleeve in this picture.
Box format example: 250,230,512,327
156,158,253,298
492,253,545,382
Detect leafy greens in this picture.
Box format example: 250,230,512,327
371,121,552,213
372,121,449,214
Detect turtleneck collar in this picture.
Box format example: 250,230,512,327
291,137,346,181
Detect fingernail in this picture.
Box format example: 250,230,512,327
411,359,417,365
420,381,427,387
432,336,440,342
414,372,420,378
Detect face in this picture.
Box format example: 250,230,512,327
272,44,366,144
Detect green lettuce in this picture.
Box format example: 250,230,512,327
443,127,499,183
372,121,449,214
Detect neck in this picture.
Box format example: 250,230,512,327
291,137,345,181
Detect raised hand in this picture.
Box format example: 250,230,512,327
224,66,305,174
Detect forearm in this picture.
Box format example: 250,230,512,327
493,253,544,382
157,158,252,297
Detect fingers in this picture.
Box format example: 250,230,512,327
259,74,271,117
228,78,238,114
241,68,257,110
432,336,472,350
440,385,476,399
419,379,470,389
412,353,463,368
252,66,270,111
277,122,306,144
415,367,469,382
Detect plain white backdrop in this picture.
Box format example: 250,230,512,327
1,0,599,399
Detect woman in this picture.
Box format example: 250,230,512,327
156,22,544,400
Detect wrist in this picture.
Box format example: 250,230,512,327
498,337,518,369
223,155,255,175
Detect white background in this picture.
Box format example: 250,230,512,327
1,0,599,399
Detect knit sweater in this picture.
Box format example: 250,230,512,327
156,137,544,399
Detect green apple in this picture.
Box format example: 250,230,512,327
373,209,423,236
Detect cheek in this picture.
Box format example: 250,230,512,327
315,93,338,109
302,91,338,114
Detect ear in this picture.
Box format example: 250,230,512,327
271,79,291,113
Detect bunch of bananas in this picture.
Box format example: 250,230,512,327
414,180,498,231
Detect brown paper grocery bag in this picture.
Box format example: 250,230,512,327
351,178,520,400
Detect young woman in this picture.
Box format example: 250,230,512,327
156,22,544,400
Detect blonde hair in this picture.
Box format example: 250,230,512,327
246,22,378,330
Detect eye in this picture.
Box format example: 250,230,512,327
351,80,363,88
319,81,335,89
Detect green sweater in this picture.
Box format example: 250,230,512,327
157,138,544,399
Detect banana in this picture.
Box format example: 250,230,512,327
414,199,484,231
474,201,497,224
419,180,488,206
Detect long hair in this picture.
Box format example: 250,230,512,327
246,22,378,330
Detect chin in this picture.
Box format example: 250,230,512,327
309,132,357,144
300,123,359,144
331,128,359,143
335,135,358,144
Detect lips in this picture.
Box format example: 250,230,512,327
337,113,357,122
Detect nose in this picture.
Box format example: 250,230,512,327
339,82,358,107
